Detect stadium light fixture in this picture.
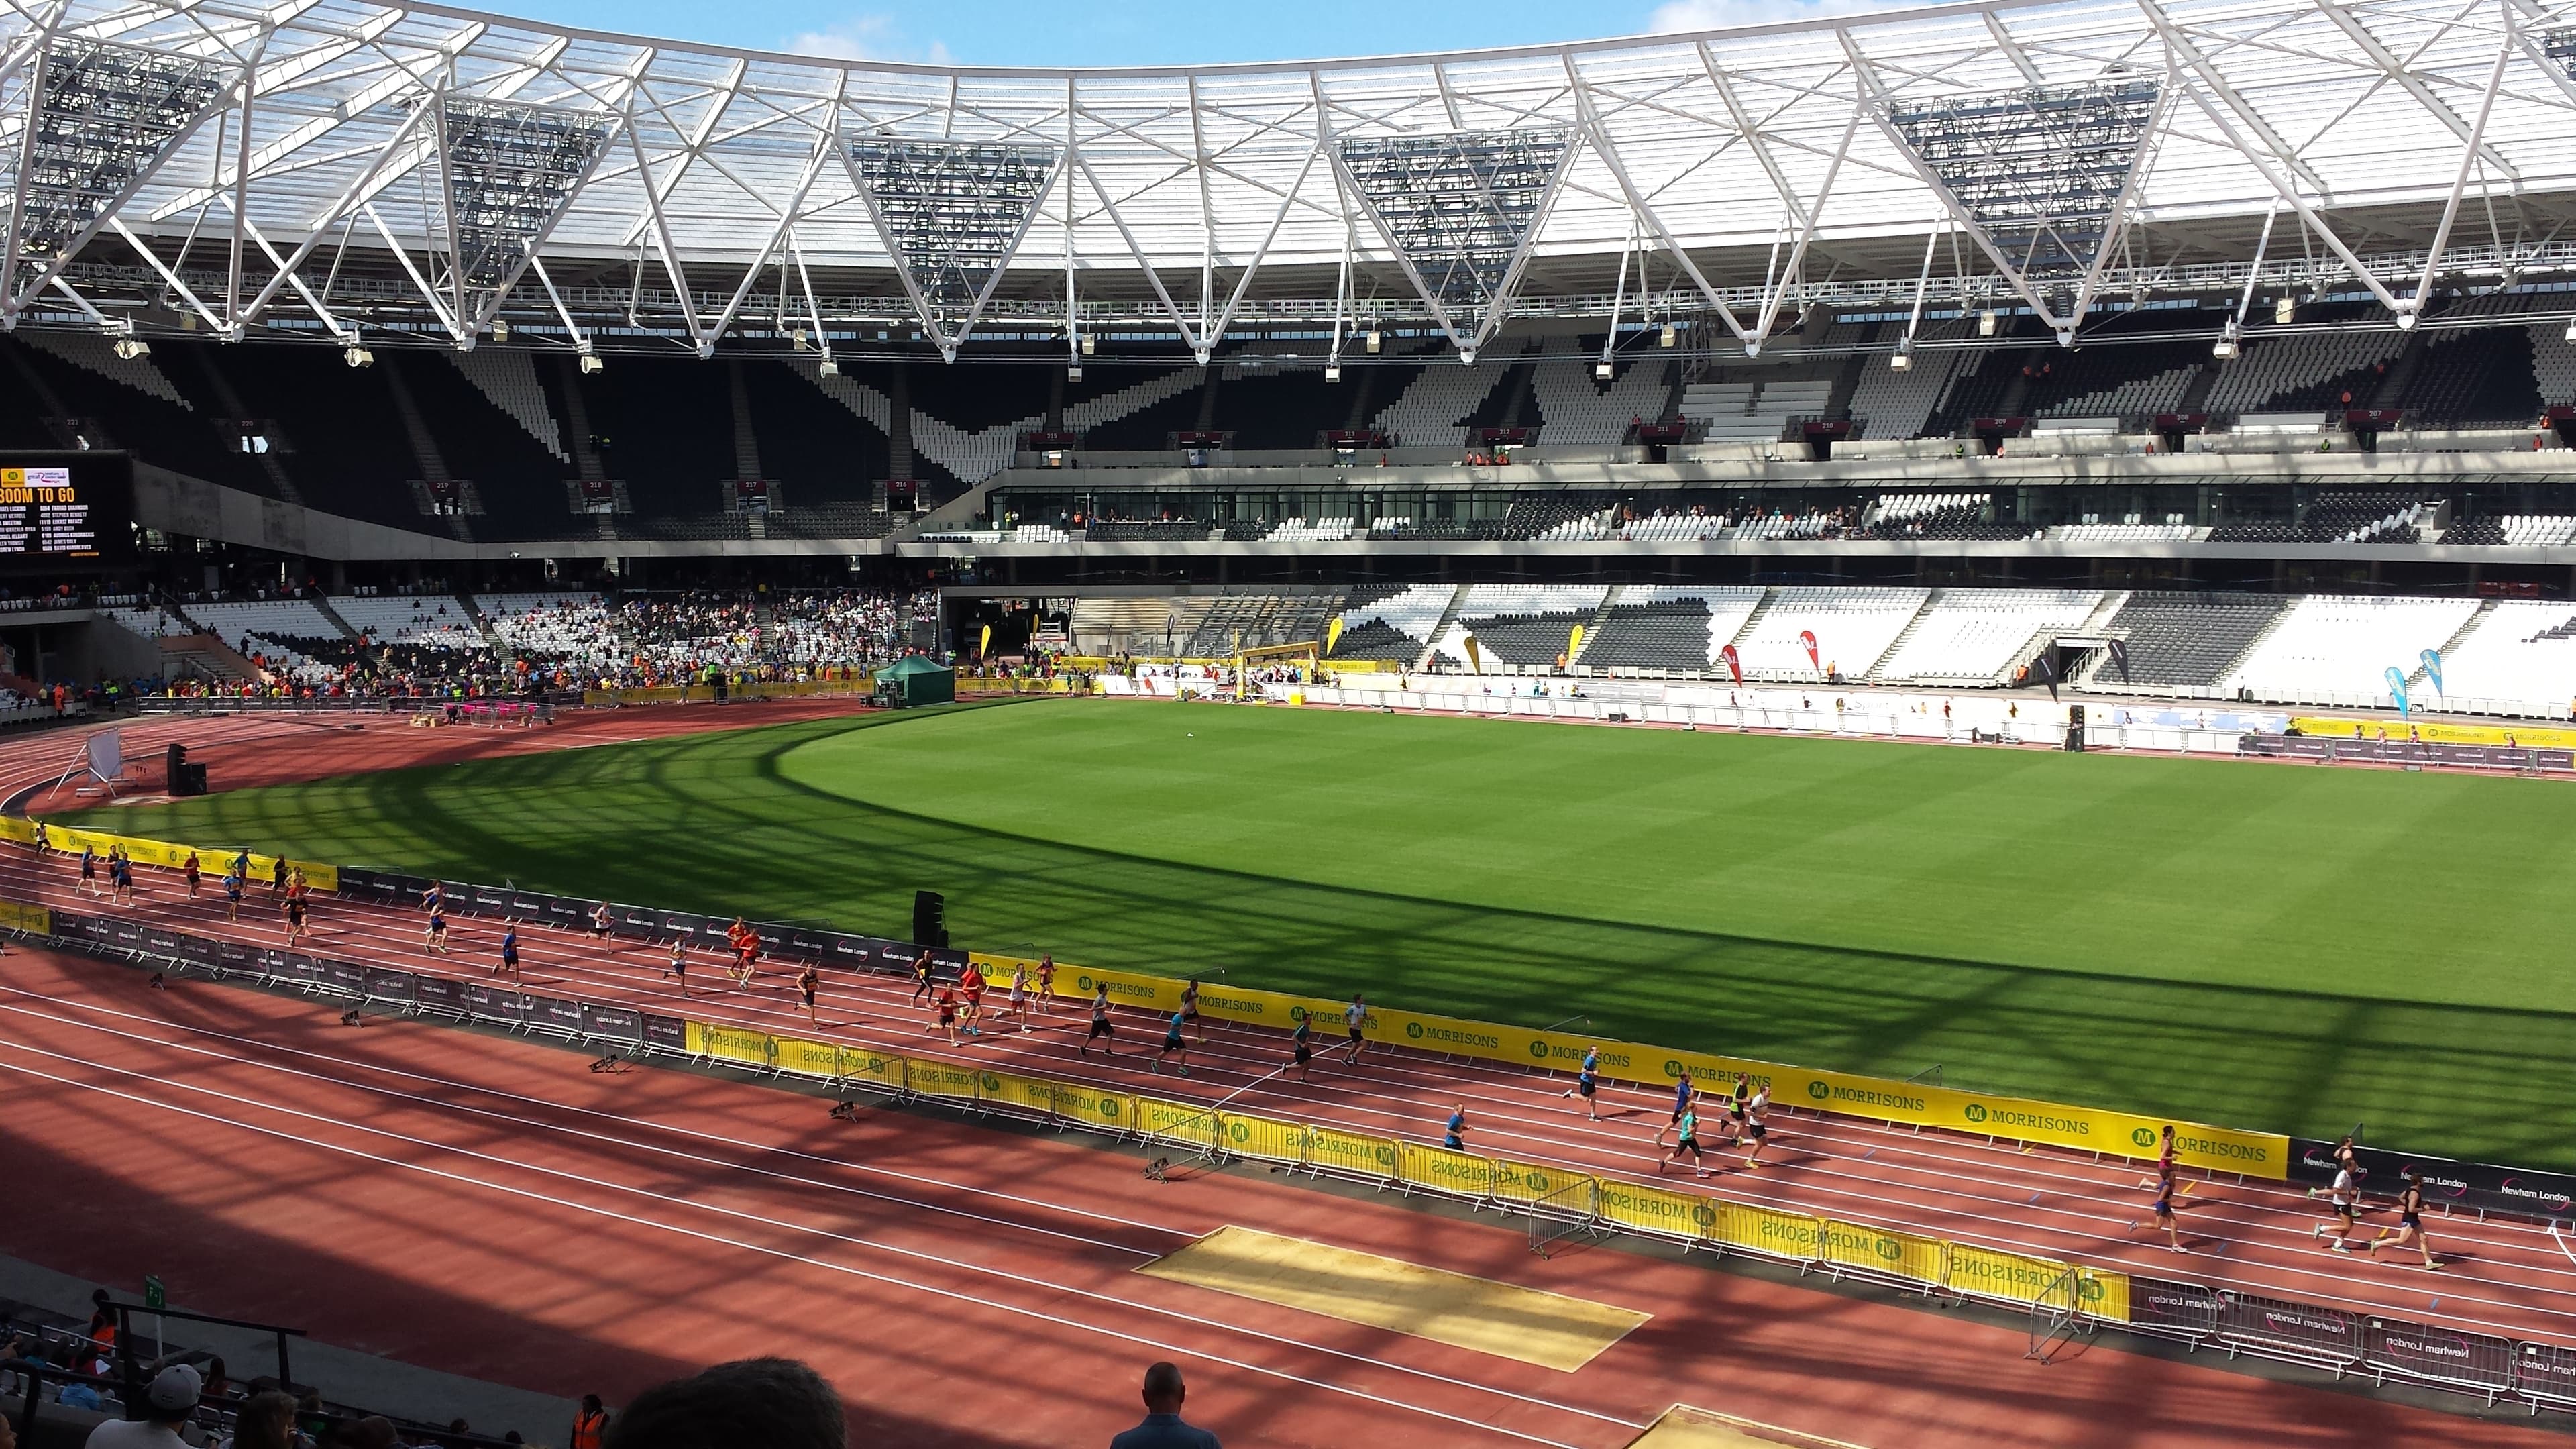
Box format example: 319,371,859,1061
2211,327,2239,360
1324,364,1341,382
112,337,148,360
490,319,508,341
578,346,603,375
817,355,839,377
2276,297,2296,325
1066,365,1083,381
2564,319,2576,345
1365,329,1381,355
1660,322,1676,348
1595,360,1613,381
2395,310,2418,331
1979,309,1997,337
792,327,810,350
1888,347,1912,372
342,342,372,368
1079,333,1096,356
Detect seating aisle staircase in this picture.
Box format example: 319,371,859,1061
1411,586,1472,672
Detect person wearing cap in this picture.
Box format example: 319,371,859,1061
84,1361,200,1447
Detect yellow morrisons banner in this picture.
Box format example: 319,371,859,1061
1,816,340,894
1006,957,2286,1179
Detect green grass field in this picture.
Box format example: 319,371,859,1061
70,699,2576,1165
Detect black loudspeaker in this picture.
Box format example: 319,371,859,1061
912,890,947,948
2064,704,2087,753
166,744,207,796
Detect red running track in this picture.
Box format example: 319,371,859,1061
0,949,2545,1449
2,835,2574,1361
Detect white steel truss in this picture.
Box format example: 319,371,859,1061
0,0,2571,361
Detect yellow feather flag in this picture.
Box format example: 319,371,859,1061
1567,623,1585,661
1326,616,1344,656
979,623,992,658
1463,635,1482,673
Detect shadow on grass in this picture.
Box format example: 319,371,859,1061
72,707,2576,1168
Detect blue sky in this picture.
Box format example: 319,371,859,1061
487,0,1886,67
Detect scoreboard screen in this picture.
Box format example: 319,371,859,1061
0,454,133,561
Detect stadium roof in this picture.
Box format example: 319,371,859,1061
5,0,2576,360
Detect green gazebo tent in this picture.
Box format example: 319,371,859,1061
872,655,955,706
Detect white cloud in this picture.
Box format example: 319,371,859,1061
786,15,953,64
1649,0,1905,31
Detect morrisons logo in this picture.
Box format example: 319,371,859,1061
1407,1022,1499,1050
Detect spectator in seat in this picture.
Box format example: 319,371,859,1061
229,1391,299,1449
602,1358,842,1449
1110,1362,1219,1449
83,1362,199,1447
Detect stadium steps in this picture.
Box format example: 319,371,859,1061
1863,590,1943,683
1413,586,1472,672
1568,588,1624,665
158,633,261,685
1718,588,1779,661
728,361,764,480
305,596,361,643
2413,598,2500,690
458,592,504,650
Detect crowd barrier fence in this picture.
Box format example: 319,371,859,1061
17,894,2572,1416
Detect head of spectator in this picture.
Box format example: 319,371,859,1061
345,1415,399,1449
231,1390,300,1449
1108,1362,1220,1448
601,1358,843,1449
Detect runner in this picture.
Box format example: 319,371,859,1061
2137,1124,2180,1189
1154,1010,1191,1075
1035,954,1055,1015
31,821,46,854
959,960,988,1023
2132,1148,2185,1253
223,865,244,922
1443,1104,1468,1151
423,880,444,916
2311,1164,2362,1252
229,849,251,885
1080,985,1116,1057
1658,1103,1709,1177
666,937,689,998
182,850,201,900
1291,1016,1313,1083
109,847,133,906
730,922,760,987
958,989,985,1039
1181,979,1204,1043
1341,993,1368,1065
1559,1046,1601,1120
591,902,615,940
798,963,821,1027
269,856,288,902
77,844,97,898
495,919,522,981
424,901,450,953
2367,1170,2441,1270
1740,1088,1772,1170
1007,962,1031,1031
934,985,961,1045
910,950,936,1008
282,894,308,947
1655,1069,1696,1148
1725,1074,1752,1146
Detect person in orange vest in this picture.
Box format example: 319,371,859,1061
570,1393,610,1449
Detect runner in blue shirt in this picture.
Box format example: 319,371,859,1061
1654,1068,1695,1147
495,919,521,981
1560,1045,1601,1120
1444,1104,1468,1151
1155,1010,1191,1075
